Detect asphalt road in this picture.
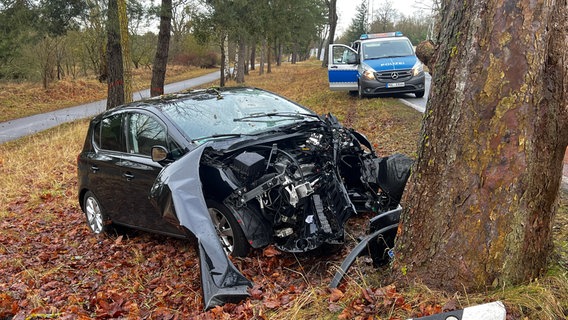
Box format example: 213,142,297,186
0,71,220,144
396,72,431,113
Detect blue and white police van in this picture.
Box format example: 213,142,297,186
327,32,425,98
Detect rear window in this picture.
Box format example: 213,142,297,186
93,114,126,152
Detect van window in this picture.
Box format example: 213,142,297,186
362,40,414,59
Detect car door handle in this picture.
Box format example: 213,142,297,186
91,165,100,173
330,66,338,69
123,172,135,181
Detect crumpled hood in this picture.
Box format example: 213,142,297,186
363,55,417,72
150,143,251,310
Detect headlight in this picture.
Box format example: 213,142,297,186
362,69,375,80
411,61,424,76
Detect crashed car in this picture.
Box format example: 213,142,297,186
77,87,412,309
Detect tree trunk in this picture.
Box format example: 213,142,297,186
276,42,282,67
259,38,265,75
150,0,172,97
394,0,568,292
106,0,124,109
223,34,230,83
321,0,337,67
267,42,272,74
117,0,132,103
219,37,226,87
250,41,256,71
236,37,245,83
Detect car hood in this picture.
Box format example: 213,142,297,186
150,142,251,310
363,55,417,71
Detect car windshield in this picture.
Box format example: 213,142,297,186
159,88,317,144
362,39,414,59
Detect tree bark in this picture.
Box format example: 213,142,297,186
250,40,256,71
259,38,265,76
267,42,272,74
219,36,226,87
150,0,172,97
394,0,568,292
117,0,132,103
223,34,230,83
236,36,245,83
106,0,124,109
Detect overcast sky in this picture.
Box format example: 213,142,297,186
336,0,434,35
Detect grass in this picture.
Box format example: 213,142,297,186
0,65,214,122
1,60,567,319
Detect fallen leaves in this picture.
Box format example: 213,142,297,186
0,62,428,319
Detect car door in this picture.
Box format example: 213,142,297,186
120,111,185,236
328,44,359,91
87,113,127,221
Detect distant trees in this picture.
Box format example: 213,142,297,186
194,0,327,85
0,0,330,90
342,1,368,42
337,0,435,45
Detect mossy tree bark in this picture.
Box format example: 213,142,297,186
394,0,567,292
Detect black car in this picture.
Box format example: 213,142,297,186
77,87,412,309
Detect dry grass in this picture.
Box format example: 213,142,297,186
1,61,567,319
0,66,214,122
0,121,88,215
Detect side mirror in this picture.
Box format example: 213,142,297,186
151,146,169,162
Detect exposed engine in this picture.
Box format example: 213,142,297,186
201,116,410,253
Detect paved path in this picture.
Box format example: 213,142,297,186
0,71,220,144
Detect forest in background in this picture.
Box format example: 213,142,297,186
0,0,434,90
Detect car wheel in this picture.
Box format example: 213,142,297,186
83,191,107,234
358,82,365,99
415,90,425,98
207,200,250,257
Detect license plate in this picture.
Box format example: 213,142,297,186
387,82,405,88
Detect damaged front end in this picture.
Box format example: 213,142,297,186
150,113,413,309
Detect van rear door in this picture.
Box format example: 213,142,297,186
327,44,358,91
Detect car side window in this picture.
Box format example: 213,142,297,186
126,113,168,157
95,114,125,152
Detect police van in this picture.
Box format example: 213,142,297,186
327,32,425,98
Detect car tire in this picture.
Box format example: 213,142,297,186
83,191,108,234
207,200,250,257
358,82,365,99
414,90,425,98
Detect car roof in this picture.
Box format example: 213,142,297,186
97,87,266,116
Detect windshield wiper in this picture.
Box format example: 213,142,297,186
233,112,316,123
191,133,243,143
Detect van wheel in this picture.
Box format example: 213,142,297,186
358,82,365,99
